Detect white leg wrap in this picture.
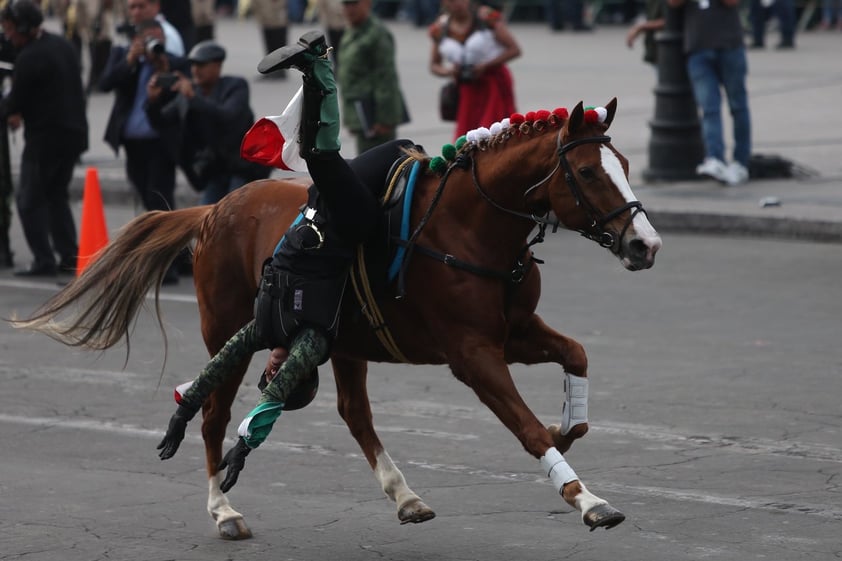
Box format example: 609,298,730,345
540,447,579,494
561,373,588,435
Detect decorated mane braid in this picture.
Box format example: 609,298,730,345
427,105,609,174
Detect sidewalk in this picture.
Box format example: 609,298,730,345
16,18,842,243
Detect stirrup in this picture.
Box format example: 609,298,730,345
258,31,327,75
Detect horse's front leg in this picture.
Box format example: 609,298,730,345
330,356,435,524
505,313,590,454
450,342,624,531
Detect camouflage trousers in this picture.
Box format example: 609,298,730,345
180,320,328,412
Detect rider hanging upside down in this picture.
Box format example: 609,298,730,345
157,31,421,492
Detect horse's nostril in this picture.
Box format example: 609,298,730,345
628,238,648,259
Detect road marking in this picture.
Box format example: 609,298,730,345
1,411,840,521
0,278,198,304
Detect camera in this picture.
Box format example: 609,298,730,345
154,72,178,89
116,22,136,39
145,37,165,56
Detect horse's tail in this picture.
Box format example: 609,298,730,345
10,206,213,353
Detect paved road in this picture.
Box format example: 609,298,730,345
2,226,840,560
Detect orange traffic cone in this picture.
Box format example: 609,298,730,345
76,167,109,276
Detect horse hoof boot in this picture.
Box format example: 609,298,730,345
583,503,625,531
217,517,253,540
258,31,326,75
397,498,436,524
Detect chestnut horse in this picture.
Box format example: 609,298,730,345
14,100,661,539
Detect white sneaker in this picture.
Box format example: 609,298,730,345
724,162,749,186
696,157,729,183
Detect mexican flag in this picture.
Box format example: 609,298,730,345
240,86,307,172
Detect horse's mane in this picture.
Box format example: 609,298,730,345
419,106,613,175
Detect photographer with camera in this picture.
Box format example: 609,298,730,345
428,0,520,140
0,0,89,277
100,18,189,282
145,40,271,204
117,0,184,56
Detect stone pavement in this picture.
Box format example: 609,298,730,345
10,17,842,243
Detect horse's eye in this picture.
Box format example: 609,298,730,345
578,167,596,181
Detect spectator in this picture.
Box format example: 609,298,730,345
668,0,751,186
429,0,520,139
749,0,796,49
146,40,271,204
99,18,190,283
545,0,591,31
50,0,118,94
315,0,345,69
161,0,196,51
818,0,842,28
122,0,185,56
337,0,408,154
0,36,14,269
191,0,215,42
250,0,290,78
626,0,664,70
0,0,89,277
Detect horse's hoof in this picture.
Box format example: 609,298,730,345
218,517,253,540
583,503,625,531
398,498,436,525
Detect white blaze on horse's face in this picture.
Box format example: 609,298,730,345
599,146,662,270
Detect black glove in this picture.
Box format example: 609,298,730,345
156,403,197,460
218,437,252,493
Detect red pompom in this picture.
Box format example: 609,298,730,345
552,107,568,120
584,109,599,123
509,113,525,125
535,109,551,121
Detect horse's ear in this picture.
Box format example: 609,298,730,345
603,98,618,128
568,101,585,133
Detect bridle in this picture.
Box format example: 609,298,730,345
394,128,648,293
473,128,646,252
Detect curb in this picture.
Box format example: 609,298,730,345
61,173,842,245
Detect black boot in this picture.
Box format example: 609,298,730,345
258,30,327,74
260,27,288,79
259,32,340,157
0,241,12,269
195,24,214,43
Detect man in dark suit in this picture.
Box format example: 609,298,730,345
100,18,189,213
100,18,189,283
145,40,270,204
0,0,89,277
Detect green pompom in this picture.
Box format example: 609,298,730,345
455,136,467,150
584,105,595,110
429,156,447,173
441,143,457,161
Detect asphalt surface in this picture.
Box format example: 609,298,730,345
1,231,840,561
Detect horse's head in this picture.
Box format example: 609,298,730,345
542,99,662,270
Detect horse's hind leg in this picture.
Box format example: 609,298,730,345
330,356,435,524
505,313,590,454
195,268,256,539
202,364,253,539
